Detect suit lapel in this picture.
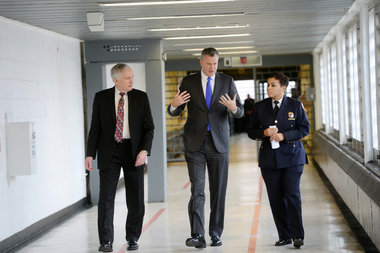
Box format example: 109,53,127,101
278,96,288,116
127,89,134,132
264,98,274,117
194,73,208,109
108,87,116,125
265,96,287,118
211,72,222,108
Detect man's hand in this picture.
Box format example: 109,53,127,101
85,156,93,171
219,93,237,111
135,150,148,167
171,90,191,108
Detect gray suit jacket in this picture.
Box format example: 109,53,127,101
167,72,243,153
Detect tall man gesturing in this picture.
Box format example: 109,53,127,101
85,63,154,252
167,48,244,248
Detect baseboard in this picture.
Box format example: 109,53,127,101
0,197,89,253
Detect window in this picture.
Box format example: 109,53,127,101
317,5,380,172
235,80,255,101
319,53,326,126
341,33,349,137
326,47,333,131
369,9,378,151
330,43,339,132
347,24,361,145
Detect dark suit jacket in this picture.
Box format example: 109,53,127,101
86,87,154,170
167,72,244,153
247,96,310,169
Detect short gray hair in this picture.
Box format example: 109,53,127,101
110,63,131,81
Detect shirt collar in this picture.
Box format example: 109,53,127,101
201,71,215,82
272,96,284,106
115,87,125,97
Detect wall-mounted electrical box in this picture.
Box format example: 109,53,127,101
6,122,36,176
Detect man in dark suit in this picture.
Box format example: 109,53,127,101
247,72,310,248
167,48,244,248
85,63,154,252
243,94,255,131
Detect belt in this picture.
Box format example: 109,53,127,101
118,139,131,144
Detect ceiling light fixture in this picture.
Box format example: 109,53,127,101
192,50,258,56
163,33,251,40
126,12,243,20
148,24,249,32
86,12,104,32
173,41,254,46
184,46,254,51
99,0,234,7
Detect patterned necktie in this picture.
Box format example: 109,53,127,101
274,100,279,117
206,77,212,131
114,92,125,142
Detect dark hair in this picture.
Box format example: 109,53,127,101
201,47,219,60
268,72,289,87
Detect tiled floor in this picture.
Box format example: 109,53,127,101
14,134,365,252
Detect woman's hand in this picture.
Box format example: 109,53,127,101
270,133,285,142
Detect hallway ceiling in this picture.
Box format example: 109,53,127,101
0,0,356,60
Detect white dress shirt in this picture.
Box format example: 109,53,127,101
272,97,284,110
201,71,215,97
115,87,130,139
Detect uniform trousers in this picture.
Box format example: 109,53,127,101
185,134,229,238
260,165,304,240
97,141,145,244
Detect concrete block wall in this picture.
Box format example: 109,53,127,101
0,16,86,242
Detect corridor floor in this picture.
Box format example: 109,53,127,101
14,134,365,253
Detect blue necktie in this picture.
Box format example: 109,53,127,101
206,77,212,130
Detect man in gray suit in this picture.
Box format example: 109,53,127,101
167,47,244,248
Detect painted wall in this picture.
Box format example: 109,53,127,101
0,16,86,241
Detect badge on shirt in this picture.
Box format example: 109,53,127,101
288,112,295,120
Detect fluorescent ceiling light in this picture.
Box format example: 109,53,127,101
163,34,251,40
192,50,258,56
173,41,254,46
99,0,234,7
126,12,243,20
148,24,249,32
184,46,255,51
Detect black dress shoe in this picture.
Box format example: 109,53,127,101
275,239,292,246
98,242,113,252
210,236,222,246
185,234,206,248
293,238,304,248
127,240,139,251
